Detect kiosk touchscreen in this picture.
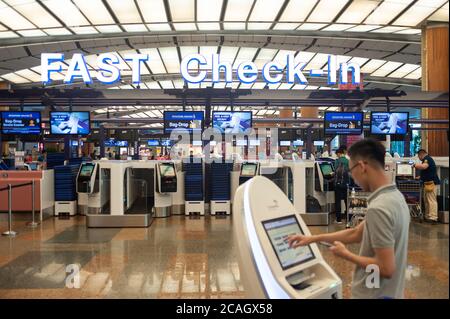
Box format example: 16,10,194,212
77,163,98,193
396,163,414,177
319,162,334,179
239,162,259,185
157,162,177,193
233,176,342,299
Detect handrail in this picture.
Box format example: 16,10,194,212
0,181,33,193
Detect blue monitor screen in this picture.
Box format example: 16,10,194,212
370,112,409,135
324,112,363,135
147,139,160,146
293,140,304,146
50,112,90,135
160,139,172,147
212,111,252,134
105,139,128,147
1,112,41,134
164,111,204,134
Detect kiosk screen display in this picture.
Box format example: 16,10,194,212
160,164,176,177
212,111,252,134
279,141,291,146
262,215,315,270
370,112,409,135
79,164,95,177
50,112,90,135
397,163,413,176
249,140,260,146
324,112,363,135
1,112,41,134
147,140,159,146
319,163,334,177
240,163,257,177
236,139,247,146
293,140,304,146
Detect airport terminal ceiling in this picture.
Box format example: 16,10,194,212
0,0,449,125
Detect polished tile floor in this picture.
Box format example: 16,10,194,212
0,214,448,299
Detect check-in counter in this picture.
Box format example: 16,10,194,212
0,170,54,219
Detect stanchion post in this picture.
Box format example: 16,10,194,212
2,184,17,237
27,180,39,228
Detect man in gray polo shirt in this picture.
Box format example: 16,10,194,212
288,138,410,298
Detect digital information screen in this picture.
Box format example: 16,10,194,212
262,215,315,270
319,163,334,177
192,140,203,146
371,112,409,135
324,112,363,135
279,141,291,146
212,111,252,134
50,112,90,135
79,164,95,177
241,163,257,177
397,163,413,176
105,139,128,147
314,141,324,146
236,139,247,146
1,112,41,134
147,140,160,146
160,164,176,177
249,140,261,146
293,140,304,146
164,111,204,134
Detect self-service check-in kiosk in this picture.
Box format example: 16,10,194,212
155,162,177,217
77,162,99,215
233,176,342,299
314,160,335,213
239,162,260,185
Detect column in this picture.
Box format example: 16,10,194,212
0,82,9,156
421,24,449,156
300,107,319,158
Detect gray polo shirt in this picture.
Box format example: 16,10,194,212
351,184,410,299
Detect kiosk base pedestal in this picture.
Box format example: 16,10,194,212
185,201,205,216
55,201,77,216
210,201,231,215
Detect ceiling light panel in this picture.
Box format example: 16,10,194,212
122,24,147,32
337,0,381,24
173,23,197,30
232,47,258,69
137,0,168,23
297,23,327,30
393,0,447,26
218,46,239,64
106,0,142,24
6,0,61,28
197,22,221,30
224,0,253,21
252,82,266,89
145,82,161,89
41,0,89,27
279,0,317,22
141,48,166,74
323,24,355,31
371,26,407,33
371,61,403,77
387,63,419,78
279,83,294,90
159,47,180,73
71,26,98,34
304,53,329,70
364,0,414,25
346,24,380,32
223,22,246,29
0,0,36,29
267,83,281,89
360,59,386,73
295,51,316,64
403,67,421,79
170,0,195,22
1,72,30,83
273,23,300,30
249,0,284,22
96,25,122,33
18,29,46,37
15,69,40,82
348,57,369,66
247,22,272,30
43,27,71,35
73,0,114,24
159,80,174,89
307,0,349,23
147,23,172,31
254,48,278,68
197,0,222,21
274,50,296,64
428,2,449,21
173,80,185,88
180,46,198,59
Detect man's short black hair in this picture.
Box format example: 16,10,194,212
336,148,344,155
348,138,386,168
417,149,427,154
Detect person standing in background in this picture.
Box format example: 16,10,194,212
414,149,440,224
334,147,350,224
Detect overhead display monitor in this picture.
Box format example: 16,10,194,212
105,139,128,147
160,139,172,147
236,139,248,146
279,141,291,146
293,140,304,146
314,141,324,146
192,140,203,146
240,163,258,177
370,112,409,135
163,111,204,134
324,112,363,135
50,112,90,135
262,215,315,270
212,111,252,134
159,163,176,177
249,139,261,146
1,112,41,135
147,139,160,146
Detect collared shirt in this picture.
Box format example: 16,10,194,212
420,155,440,185
351,184,410,299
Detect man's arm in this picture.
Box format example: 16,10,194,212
288,221,365,247
414,162,429,170
331,244,396,279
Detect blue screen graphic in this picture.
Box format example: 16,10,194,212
164,111,204,134
105,139,128,147
324,112,363,135
50,112,90,135
1,112,41,134
371,112,409,135
147,140,160,146
212,112,252,134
